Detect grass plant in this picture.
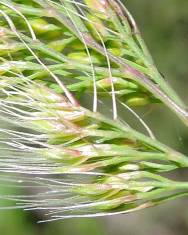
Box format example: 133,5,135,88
0,0,188,222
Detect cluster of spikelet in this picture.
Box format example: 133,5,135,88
0,0,188,222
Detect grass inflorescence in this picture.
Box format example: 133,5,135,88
0,0,188,222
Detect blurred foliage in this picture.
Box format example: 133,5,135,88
1,0,188,234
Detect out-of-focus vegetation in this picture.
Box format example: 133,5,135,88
0,0,188,234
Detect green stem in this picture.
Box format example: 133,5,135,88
86,110,188,167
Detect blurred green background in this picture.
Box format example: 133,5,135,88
1,0,188,234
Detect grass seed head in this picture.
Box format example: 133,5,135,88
0,0,188,221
